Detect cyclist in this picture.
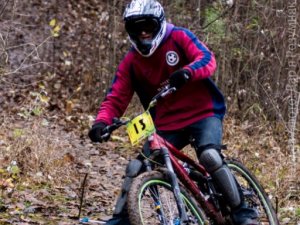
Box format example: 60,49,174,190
89,0,258,224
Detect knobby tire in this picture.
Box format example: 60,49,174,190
127,171,207,225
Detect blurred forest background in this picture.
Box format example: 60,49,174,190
0,0,299,224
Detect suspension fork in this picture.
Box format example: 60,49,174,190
161,147,189,224
143,158,153,172
142,158,169,225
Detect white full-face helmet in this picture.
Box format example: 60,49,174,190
123,0,167,57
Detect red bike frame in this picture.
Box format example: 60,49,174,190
149,132,226,224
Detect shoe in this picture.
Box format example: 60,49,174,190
104,216,131,225
240,217,259,225
231,203,259,225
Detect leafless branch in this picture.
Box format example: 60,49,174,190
1,35,52,77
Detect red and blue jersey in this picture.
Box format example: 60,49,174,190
95,23,226,131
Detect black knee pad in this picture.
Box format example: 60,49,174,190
213,166,241,208
113,159,142,215
199,148,223,173
199,148,241,208
119,159,142,192
125,159,143,177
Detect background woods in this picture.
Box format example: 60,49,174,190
0,0,299,224
1,0,299,121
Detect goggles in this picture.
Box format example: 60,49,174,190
125,17,160,36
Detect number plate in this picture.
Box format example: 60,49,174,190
126,111,155,145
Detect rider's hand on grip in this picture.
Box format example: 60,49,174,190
169,69,191,89
88,122,109,143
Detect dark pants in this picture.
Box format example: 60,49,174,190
156,116,223,150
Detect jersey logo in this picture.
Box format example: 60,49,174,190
166,51,179,66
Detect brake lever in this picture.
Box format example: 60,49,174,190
161,86,176,98
149,86,176,108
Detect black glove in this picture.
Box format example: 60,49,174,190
169,69,191,89
88,122,108,143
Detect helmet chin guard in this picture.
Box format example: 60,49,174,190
136,39,152,55
123,0,167,57
132,20,166,57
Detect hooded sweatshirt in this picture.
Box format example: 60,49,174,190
95,23,226,131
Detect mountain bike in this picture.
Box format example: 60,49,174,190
100,85,279,225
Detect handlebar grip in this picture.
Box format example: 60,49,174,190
99,117,127,141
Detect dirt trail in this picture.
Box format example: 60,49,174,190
0,115,132,224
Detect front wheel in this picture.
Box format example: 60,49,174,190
227,160,279,225
127,171,208,225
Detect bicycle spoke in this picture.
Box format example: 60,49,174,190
141,185,178,224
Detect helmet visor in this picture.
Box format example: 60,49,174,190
125,17,160,37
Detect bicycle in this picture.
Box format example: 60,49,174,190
99,85,279,225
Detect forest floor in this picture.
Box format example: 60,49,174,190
0,95,299,225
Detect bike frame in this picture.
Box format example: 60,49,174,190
148,132,226,224
99,85,276,225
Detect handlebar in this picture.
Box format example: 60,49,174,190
100,85,176,140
